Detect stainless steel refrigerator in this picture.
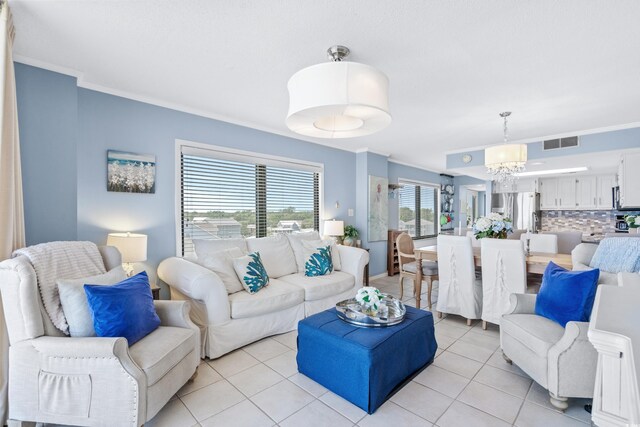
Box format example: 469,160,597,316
491,192,541,232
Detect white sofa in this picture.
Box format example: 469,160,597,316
158,232,369,359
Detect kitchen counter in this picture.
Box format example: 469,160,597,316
581,233,604,244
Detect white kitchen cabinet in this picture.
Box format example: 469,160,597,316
557,177,577,209
620,152,640,209
539,178,558,210
597,174,616,209
576,176,597,209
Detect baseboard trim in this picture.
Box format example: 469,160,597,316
369,272,390,282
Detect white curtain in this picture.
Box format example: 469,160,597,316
0,1,24,424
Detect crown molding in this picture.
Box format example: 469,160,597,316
387,157,454,175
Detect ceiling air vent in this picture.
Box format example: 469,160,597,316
543,136,579,151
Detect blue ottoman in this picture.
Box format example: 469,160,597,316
296,306,437,414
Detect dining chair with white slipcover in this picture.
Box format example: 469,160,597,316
466,230,481,248
436,235,482,324
480,238,526,329
521,233,559,254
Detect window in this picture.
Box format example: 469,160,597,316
178,142,321,256
398,180,438,239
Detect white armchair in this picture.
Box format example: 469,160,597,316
572,242,619,285
0,243,200,427
500,293,597,410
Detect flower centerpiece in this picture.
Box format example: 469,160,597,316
625,214,640,234
472,213,513,239
355,286,384,315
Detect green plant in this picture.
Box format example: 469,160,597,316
625,214,640,229
344,225,359,238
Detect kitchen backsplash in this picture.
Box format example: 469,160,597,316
541,210,638,234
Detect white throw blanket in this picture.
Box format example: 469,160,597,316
13,241,106,335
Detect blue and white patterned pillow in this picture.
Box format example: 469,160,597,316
233,252,269,294
303,244,334,277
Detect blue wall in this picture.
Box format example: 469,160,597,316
16,63,357,294
15,64,78,244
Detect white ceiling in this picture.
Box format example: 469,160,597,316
11,0,640,173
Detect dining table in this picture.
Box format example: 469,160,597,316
412,245,573,309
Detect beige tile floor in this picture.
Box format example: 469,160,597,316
147,275,592,427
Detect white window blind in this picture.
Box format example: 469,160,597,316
179,144,321,256
398,180,438,239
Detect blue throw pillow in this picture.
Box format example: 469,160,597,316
534,262,600,327
84,271,160,345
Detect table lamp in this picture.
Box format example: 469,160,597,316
106,232,147,276
324,220,345,244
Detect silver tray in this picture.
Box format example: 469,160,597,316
335,294,406,327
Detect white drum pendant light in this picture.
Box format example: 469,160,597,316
485,112,527,182
286,45,391,138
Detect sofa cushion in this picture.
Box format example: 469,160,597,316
279,271,355,301
233,252,270,294
194,238,248,259
197,247,246,294
58,266,128,337
129,326,197,386
246,234,297,278
501,313,565,357
402,261,438,276
287,232,342,272
228,278,304,319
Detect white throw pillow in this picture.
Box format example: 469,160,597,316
196,247,245,294
193,238,248,259
286,231,321,272
246,234,297,278
57,266,128,337
233,252,270,294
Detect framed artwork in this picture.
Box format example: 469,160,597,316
368,175,388,241
107,150,156,193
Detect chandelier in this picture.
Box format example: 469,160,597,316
286,45,391,139
484,112,527,182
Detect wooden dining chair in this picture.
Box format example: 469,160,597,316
436,235,482,324
480,238,526,329
396,232,438,309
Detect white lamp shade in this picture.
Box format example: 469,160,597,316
324,220,345,236
287,61,391,138
484,144,528,166
107,233,147,263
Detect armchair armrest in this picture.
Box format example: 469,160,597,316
571,243,598,270
547,321,598,397
336,246,369,287
505,293,537,315
154,300,194,329
10,337,146,425
32,336,131,358
157,257,230,325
